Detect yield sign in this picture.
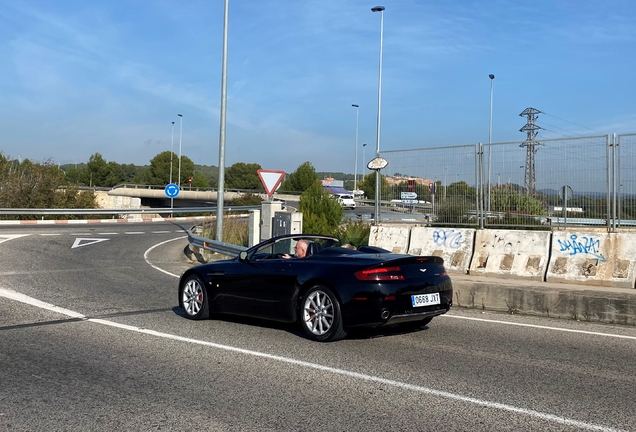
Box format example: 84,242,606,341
257,169,286,196
71,238,110,249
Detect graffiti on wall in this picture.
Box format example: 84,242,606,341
556,234,607,262
432,229,463,249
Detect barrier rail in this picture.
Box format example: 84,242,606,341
187,225,247,257
0,206,260,216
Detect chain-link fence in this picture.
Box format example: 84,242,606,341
378,133,633,231
618,133,636,228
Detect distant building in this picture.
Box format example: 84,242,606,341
548,206,584,213
321,178,344,187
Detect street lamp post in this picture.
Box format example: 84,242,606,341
352,104,359,193
444,165,448,200
177,114,183,187
216,0,230,242
362,143,367,176
487,74,495,215
170,121,175,184
170,121,175,214
372,5,385,224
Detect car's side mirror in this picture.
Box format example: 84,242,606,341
238,251,248,262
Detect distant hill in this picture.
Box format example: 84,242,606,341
538,188,606,198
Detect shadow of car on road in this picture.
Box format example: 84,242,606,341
171,306,430,341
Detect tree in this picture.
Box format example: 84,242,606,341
145,151,174,185
61,153,132,187
436,197,475,225
225,162,263,190
491,190,545,215
190,172,210,188
299,181,344,236
357,172,390,200
231,192,264,206
146,151,198,186
281,161,319,192
0,156,97,218
87,153,109,186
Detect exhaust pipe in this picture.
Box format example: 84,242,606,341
380,309,390,320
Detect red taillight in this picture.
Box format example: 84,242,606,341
355,266,405,281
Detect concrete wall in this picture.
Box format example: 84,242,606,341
408,227,475,274
95,191,141,209
369,225,410,254
469,229,551,281
547,231,636,288
369,224,636,289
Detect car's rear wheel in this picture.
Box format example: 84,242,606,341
300,285,347,342
179,274,209,320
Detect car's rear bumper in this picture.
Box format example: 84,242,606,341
384,306,450,325
341,280,453,328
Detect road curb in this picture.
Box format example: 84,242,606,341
452,275,636,326
0,216,213,225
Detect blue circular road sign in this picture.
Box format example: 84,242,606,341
165,183,180,198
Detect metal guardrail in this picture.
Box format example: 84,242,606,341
0,206,260,216
187,225,247,257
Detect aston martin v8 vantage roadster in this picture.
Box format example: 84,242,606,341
178,234,452,342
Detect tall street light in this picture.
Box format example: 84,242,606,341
362,143,367,178
487,74,495,214
489,74,495,143
170,121,175,185
177,114,183,187
216,0,229,242
372,5,385,224
352,104,359,193
170,121,175,213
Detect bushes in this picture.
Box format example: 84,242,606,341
336,220,371,248
298,181,344,236
0,155,99,219
200,216,250,247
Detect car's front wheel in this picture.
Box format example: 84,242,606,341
179,274,209,320
300,285,347,342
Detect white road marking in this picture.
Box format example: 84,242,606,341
39,233,62,236
125,232,145,235
71,238,110,249
0,288,84,318
0,234,31,243
0,286,626,432
443,315,636,340
143,236,186,278
97,232,118,235
151,231,171,234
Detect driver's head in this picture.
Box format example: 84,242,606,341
294,239,308,258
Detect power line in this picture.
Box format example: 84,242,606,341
541,111,603,135
536,126,575,139
535,120,587,138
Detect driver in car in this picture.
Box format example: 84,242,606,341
283,239,308,259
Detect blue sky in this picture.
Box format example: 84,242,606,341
1,0,634,174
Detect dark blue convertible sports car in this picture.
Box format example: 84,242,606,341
179,234,453,342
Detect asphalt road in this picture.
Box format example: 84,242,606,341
1,221,635,431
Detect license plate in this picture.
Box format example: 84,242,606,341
411,293,440,307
